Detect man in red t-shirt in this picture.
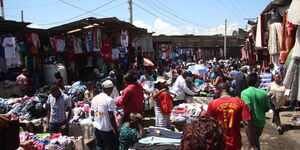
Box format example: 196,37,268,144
206,82,255,150
116,72,144,121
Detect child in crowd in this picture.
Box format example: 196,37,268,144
84,81,95,101
119,113,145,150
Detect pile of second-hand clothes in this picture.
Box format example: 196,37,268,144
2,94,48,120
170,103,208,123
19,132,83,150
66,81,87,103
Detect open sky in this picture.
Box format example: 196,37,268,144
4,0,271,35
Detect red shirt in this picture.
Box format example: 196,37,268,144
102,40,112,62
116,83,144,114
157,91,173,115
206,97,251,150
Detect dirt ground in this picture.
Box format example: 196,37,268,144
144,110,300,150
241,111,300,150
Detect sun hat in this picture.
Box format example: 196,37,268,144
153,76,167,84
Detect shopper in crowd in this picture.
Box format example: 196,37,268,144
185,71,195,92
91,80,119,150
139,70,154,83
170,70,196,106
119,113,145,150
84,81,95,101
180,115,225,150
16,69,32,95
267,73,286,134
47,85,72,135
206,82,255,150
213,68,226,87
241,73,270,150
152,76,174,129
116,72,144,121
234,67,248,97
54,72,64,90
229,64,239,88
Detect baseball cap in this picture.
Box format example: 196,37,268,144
102,80,114,88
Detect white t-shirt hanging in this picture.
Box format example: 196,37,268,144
73,38,83,54
121,30,129,47
31,33,40,48
112,48,120,61
2,37,17,59
56,38,65,52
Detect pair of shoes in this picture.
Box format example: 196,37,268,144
277,126,284,135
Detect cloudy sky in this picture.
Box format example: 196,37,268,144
4,0,271,35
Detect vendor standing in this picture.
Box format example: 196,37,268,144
170,70,196,106
91,80,118,150
54,72,64,90
47,85,72,135
116,72,144,121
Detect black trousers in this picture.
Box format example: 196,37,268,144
49,122,69,135
252,125,264,150
94,128,118,150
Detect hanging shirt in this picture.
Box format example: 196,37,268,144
94,28,102,49
2,37,17,59
102,39,112,61
119,47,128,65
86,30,94,52
56,38,66,52
31,33,40,48
50,37,57,51
73,37,83,54
17,33,28,52
121,30,129,47
112,48,120,61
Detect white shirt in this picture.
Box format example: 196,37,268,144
170,75,195,101
91,93,116,131
73,38,83,54
2,37,16,59
56,39,65,52
112,48,120,61
121,30,129,47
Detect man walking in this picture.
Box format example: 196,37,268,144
206,82,254,150
47,85,72,135
91,80,118,150
241,73,270,150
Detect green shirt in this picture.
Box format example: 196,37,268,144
119,124,140,150
241,87,270,128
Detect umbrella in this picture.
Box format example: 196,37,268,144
187,64,209,74
135,58,155,67
143,58,154,66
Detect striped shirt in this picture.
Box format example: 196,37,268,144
47,92,71,123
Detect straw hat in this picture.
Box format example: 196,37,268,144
154,76,167,84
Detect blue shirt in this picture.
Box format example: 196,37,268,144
47,92,71,123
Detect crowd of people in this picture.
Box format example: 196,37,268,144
0,58,297,150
